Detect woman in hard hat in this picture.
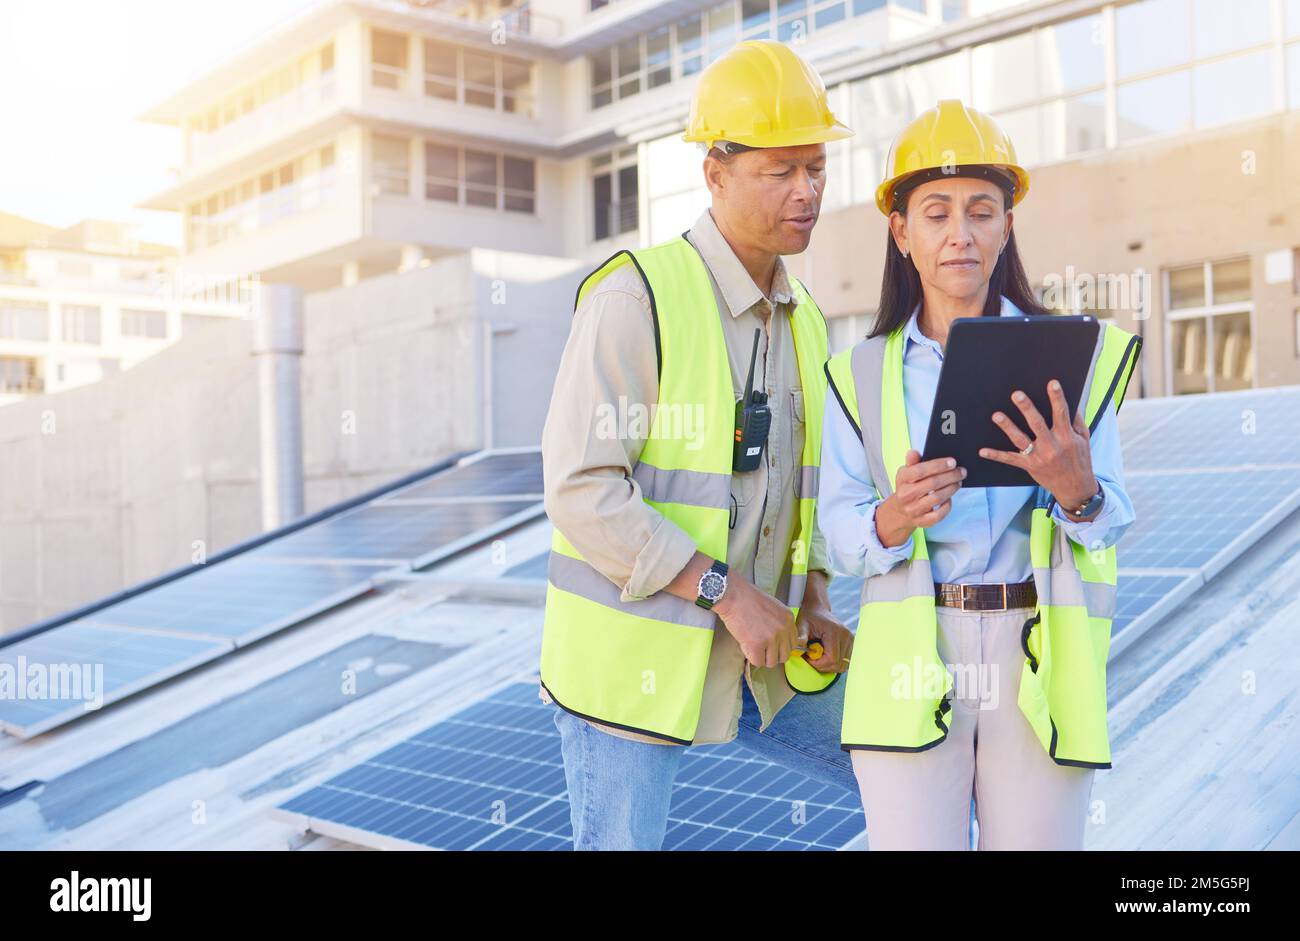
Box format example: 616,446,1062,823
817,100,1141,849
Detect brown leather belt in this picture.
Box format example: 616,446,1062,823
934,579,1037,612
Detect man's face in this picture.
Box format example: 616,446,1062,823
705,143,827,254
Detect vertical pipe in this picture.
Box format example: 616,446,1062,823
252,283,305,530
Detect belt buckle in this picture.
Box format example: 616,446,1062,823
960,583,1008,612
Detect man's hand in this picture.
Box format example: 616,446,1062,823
794,572,853,674
714,576,799,669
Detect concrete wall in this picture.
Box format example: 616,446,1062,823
0,316,262,634
0,247,581,636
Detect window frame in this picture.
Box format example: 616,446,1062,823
1162,257,1256,395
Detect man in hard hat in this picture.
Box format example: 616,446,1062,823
538,39,857,850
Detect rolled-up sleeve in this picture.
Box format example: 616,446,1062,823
816,385,914,579
541,276,699,602
1052,397,1136,551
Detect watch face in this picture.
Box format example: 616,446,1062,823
700,571,725,600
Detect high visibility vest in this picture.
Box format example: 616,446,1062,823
824,316,1142,767
540,234,831,744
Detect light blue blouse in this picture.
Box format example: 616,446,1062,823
817,296,1135,584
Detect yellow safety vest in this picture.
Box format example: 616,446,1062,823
540,235,832,744
824,317,1141,767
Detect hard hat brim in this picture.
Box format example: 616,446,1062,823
683,120,854,149
875,163,1030,216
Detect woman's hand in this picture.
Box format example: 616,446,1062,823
979,379,1098,509
875,449,967,547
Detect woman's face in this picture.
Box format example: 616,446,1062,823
890,175,1012,304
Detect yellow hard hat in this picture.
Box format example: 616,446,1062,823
875,99,1029,216
682,40,853,150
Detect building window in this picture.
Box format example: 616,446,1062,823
373,134,411,196
1115,0,1277,144
592,146,638,241
0,299,49,340
186,142,337,250
425,40,458,101
188,41,334,154
121,309,168,339
371,29,408,90
503,156,536,212
587,0,927,110
501,56,534,114
423,41,535,116
61,304,102,344
1164,258,1254,395
0,356,42,394
465,149,498,208
422,141,536,213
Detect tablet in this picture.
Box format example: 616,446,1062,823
920,315,1100,487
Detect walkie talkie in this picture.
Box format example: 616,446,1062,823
733,328,770,472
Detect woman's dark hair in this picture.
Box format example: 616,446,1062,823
868,175,1048,338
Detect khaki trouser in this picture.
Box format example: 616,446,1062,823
850,604,1096,850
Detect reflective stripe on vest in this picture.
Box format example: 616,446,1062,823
826,318,1141,767
540,235,832,743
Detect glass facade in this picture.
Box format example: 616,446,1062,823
589,0,926,110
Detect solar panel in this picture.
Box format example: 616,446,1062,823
275,682,865,851
1119,467,1300,572
1112,573,1196,638
0,623,230,738
386,450,543,502
254,500,542,566
84,558,384,645
1107,387,1300,645
1121,389,1300,471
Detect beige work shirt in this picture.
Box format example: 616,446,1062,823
538,207,831,746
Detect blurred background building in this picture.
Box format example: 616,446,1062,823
0,213,246,404
3,0,1300,629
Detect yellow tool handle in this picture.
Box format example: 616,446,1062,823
794,641,824,660
793,640,850,664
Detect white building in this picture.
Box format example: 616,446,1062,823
0,214,248,404
136,0,956,292
132,0,1300,393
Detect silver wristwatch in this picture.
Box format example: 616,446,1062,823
695,560,729,610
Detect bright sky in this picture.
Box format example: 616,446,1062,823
0,0,318,246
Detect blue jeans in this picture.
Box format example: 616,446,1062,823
552,676,855,850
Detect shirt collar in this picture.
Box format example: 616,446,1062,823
687,208,795,318
905,295,1022,351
